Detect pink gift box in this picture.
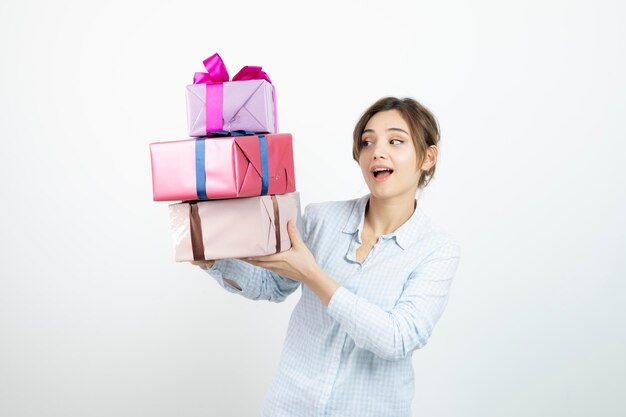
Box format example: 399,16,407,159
169,192,301,261
150,133,296,201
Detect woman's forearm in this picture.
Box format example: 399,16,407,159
303,267,341,306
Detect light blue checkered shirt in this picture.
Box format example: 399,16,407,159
202,194,461,417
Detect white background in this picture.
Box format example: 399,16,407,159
1,0,624,416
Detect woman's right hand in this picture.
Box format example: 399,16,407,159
191,260,215,268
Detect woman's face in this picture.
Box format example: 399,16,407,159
358,109,421,201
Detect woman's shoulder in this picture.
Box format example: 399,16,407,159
303,195,365,221
411,206,461,257
299,197,362,242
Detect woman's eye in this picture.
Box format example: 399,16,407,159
390,139,404,145
361,140,373,147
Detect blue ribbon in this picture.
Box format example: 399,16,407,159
207,130,258,137
258,134,269,195
195,138,208,200
194,134,269,199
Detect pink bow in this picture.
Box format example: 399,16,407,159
193,53,272,84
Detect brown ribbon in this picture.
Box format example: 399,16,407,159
271,195,281,253
189,202,206,261
188,196,282,260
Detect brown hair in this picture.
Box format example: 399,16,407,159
352,97,440,188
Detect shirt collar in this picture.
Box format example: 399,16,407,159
341,194,369,240
341,194,427,250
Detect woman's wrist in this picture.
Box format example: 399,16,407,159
303,266,341,306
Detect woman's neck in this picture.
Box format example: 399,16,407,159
364,194,416,237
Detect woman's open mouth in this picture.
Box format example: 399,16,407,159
372,168,394,181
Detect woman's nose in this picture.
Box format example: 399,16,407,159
372,143,388,159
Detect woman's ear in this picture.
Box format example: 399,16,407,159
420,145,438,171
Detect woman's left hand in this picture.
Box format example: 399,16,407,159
242,220,319,283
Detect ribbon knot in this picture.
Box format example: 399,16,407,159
193,53,272,85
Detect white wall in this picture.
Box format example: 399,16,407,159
1,0,624,416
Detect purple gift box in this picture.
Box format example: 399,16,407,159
186,79,277,136
186,53,278,137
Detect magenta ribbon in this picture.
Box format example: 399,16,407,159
192,53,276,133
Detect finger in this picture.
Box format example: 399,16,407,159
242,259,280,272
244,253,283,262
241,257,276,266
191,260,215,267
286,220,303,247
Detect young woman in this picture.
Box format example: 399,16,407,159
195,97,461,417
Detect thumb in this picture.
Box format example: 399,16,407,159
286,219,303,247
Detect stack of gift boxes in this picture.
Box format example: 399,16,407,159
150,53,300,262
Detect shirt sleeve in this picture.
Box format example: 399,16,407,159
326,241,461,360
201,259,300,303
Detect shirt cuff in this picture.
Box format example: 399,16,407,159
326,286,357,323
200,261,242,294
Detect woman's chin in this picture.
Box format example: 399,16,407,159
367,185,418,202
